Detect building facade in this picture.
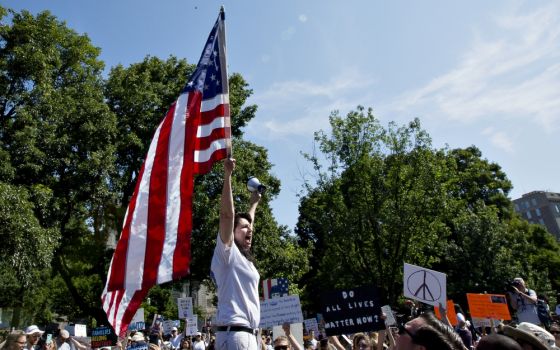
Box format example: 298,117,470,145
513,191,560,240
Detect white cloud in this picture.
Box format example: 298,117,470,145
250,69,377,138
298,14,308,23
390,2,560,131
482,127,514,154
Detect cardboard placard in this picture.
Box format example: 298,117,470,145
259,295,304,329
178,298,194,319
381,305,397,326
91,326,117,348
185,316,198,336
320,285,385,336
467,293,511,320
434,300,459,326
304,318,319,335
404,263,447,307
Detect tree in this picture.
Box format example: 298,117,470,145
295,106,559,312
0,6,116,326
296,107,453,309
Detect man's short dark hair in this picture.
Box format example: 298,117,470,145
419,312,468,350
476,334,522,350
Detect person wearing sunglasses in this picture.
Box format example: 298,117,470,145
272,323,302,350
0,331,27,350
395,313,467,350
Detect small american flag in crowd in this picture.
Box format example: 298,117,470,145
262,278,289,299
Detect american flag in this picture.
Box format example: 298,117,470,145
262,278,289,300
101,8,230,336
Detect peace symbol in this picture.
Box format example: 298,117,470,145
406,269,442,302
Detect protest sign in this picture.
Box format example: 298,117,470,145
128,343,149,350
320,285,385,336
273,323,303,348
162,320,180,335
434,300,459,326
471,318,501,328
304,318,319,335
467,293,511,320
65,324,87,337
185,316,198,335
91,326,117,348
404,263,446,307
381,305,396,326
178,298,194,319
259,295,304,329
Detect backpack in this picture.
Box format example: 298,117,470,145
536,298,551,327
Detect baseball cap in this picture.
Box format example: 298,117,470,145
25,325,45,335
131,332,145,342
172,327,178,332
60,330,70,339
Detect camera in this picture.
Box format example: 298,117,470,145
505,280,521,293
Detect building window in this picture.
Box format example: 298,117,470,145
514,203,520,211
538,218,545,225
536,208,542,216
531,198,537,206
526,211,532,219
555,204,560,214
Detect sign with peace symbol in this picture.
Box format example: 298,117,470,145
403,263,447,307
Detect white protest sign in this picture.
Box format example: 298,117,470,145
273,322,303,347
131,308,145,324
403,263,446,307
65,324,87,337
162,320,177,335
471,318,501,329
185,316,198,335
303,318,319,334
381,305,397,326
178,298,194,319
259,295,304,329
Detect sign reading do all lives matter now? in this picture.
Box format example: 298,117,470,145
320,285,385,336
259,295,304,329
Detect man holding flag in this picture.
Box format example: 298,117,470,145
211,157,262,350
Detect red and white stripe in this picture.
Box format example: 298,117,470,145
102,91,230,337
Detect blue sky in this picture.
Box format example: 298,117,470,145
4,0,559,231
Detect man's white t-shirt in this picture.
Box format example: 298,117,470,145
193,340,206,350
211,233,260,328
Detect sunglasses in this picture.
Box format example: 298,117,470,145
551,330,560,335
274,346,289,350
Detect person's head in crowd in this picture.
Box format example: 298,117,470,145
369,332,380,347
475,334,522,350
25,325,44,347
1,331,27,350
317,338,335,350
503,322,558,350
171,327,178,337
273,336,290,350
304,341,313,350
180,338,191,350
131,332,146,344
396,312,467,350
149,344,160,350
352,333,371,350
58,330,70,343
549,324,560,347
512,278,527,291
36,335,56,350
194,333,202,342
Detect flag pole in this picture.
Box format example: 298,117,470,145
218,6,232,158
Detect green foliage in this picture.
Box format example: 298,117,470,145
296,105,560,312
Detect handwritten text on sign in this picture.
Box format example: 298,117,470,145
259,295,304,328
321,286,385,336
